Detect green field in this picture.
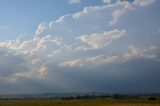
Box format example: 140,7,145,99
0,99,160,106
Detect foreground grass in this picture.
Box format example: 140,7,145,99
0,99,160,106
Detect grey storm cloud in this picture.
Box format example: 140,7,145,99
0,50,29,77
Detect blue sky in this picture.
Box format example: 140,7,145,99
0,0,160,94
0,0,103,39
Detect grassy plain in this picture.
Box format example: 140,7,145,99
0,99,160,106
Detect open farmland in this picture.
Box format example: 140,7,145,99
0,99,160,106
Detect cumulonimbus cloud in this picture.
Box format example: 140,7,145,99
0,0,159,94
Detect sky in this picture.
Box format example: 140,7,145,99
0,0,160,94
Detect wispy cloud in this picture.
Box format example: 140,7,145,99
68,0,82,4
102,0,113,4
109,0,155,25
0,25,14,36
60,45,158,68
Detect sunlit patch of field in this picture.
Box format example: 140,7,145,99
0,99,160,106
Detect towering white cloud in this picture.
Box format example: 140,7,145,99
76,29,126,50
109,1,135,25
71,0,156,25
72,5,109,19
35,22,50,37
109,0,155,25
0,33,71,81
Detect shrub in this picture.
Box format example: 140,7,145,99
148,96,157,101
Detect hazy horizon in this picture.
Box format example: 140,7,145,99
0,0,160,94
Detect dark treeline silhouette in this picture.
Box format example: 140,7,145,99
0,93,159,101
148,96,157,101
60,94,160,101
